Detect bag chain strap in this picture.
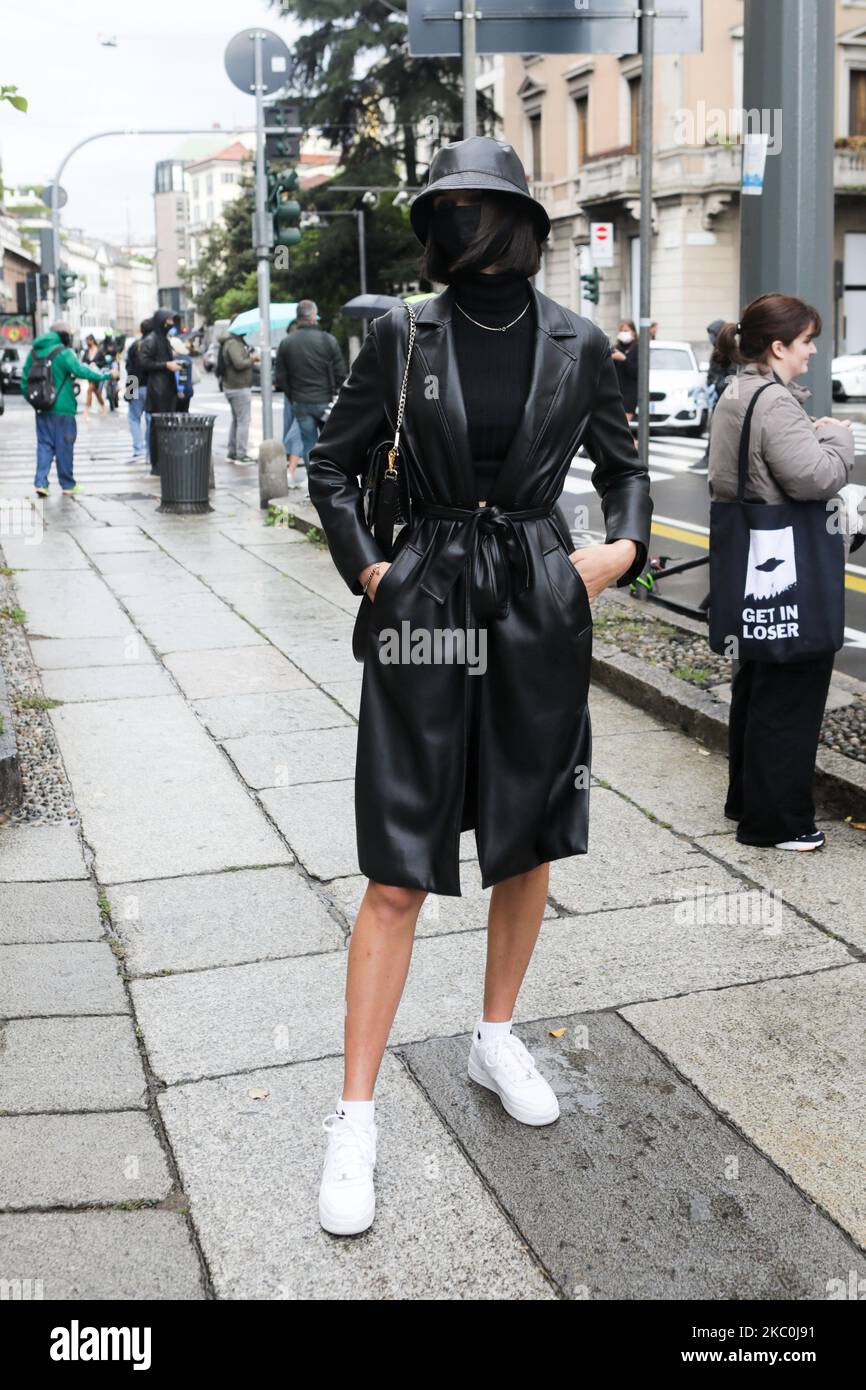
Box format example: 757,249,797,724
385,303,417,480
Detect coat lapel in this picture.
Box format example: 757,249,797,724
413,287,475,508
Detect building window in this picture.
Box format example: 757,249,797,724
206,174,214,195
575,94,589,168
529,113,542,181
628,75,642,152
850,69,866,136
207,201,214,223
221,171,236,185
193,178,200,198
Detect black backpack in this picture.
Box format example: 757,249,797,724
25,346,63,412
215,340,227,380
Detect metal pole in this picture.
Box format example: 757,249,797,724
253,32,274,443
740,0,834,417
49,127,251,321
636,4,655,478
357,209,368,339
462,0,477,138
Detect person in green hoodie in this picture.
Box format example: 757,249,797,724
20,321,113,497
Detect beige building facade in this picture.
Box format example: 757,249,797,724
483,0,866,355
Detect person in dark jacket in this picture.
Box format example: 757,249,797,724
307,136,652,1237
611,319,639,419
125,319,151,461
138,309,183,473
275,300,347,468
690,317,729,472
274,321,311,484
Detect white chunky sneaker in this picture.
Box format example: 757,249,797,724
318,1109,377,1235
468,1030,560,1126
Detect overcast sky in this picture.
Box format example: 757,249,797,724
1,0,302,244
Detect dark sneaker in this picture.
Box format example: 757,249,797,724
773,831,825,852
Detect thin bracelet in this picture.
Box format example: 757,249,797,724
362,562,384,596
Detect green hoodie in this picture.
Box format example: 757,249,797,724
20,331,109,416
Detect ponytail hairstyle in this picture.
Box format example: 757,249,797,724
713,292,822,372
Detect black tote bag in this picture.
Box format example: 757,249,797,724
708,380,845,661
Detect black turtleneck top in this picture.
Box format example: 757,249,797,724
450,268,535,501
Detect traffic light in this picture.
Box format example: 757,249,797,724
580,268,600,305
58,268,78,306
264,99,302,164
270,168,302,249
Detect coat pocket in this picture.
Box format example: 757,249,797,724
542,543,593,637
367,541,425,632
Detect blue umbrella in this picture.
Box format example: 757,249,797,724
229,304,298,338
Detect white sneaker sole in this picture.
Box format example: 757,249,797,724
773,839,825,851
468,1055,560,1126
319,1194,375,1235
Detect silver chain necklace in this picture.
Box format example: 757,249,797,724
454,299,531,332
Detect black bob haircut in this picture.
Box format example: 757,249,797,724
418,190,544,284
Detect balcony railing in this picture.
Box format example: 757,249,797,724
533,141,866,223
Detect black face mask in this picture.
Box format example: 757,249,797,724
431,202,482,263
431,199,516,270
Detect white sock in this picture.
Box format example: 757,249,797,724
337,1096,375,1126
476,1017,513,1046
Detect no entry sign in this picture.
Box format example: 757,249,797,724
590,222,614,266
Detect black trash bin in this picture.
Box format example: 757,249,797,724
153,413,217,514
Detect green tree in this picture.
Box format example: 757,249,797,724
269,1,492,181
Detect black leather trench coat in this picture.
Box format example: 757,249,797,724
307,282,653,896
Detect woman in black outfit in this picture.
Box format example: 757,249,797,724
308,137,652,1236
611,319,639,420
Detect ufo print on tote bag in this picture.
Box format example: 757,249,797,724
744,526,797,601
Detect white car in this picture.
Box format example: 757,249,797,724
831,349,866,401
632,340,708,435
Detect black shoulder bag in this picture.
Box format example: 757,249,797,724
361,302,416,560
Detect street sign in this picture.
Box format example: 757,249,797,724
590,221,614,267
407,0,703,57
39,184,67,210
224,28,293,95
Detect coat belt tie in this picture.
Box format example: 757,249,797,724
413,499,559,620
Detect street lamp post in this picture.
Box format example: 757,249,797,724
49,128,250,322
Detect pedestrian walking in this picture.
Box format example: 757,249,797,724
80,334,108,418
277,299,346,471
20,321,113,497
125,319,151,461
221,325,258,463
611,319,639,421
708,293,856,852
307,135,652,1236
274,321,309,486
138,309,183,474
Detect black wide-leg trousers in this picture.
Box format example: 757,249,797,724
725,652,835,845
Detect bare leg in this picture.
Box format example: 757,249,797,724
482,863,549,1020
342,880,427,1100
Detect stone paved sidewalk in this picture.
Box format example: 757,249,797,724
1,438,865,1300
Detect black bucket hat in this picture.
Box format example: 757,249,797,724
409,135,551,246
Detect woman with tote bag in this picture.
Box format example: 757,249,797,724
707,293,856,852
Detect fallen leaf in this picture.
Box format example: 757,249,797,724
247,1087,269,1101
549,1027,566,1038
